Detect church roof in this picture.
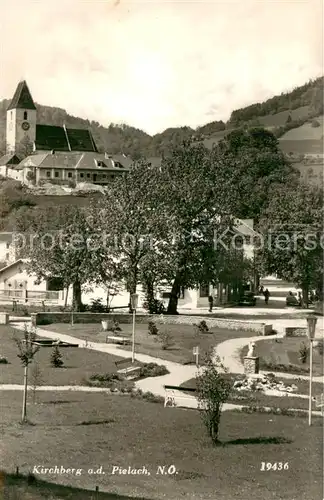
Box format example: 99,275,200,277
35,125,98,152
7,80,37,111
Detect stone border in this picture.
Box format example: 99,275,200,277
30,312,272,335
284,327,307,337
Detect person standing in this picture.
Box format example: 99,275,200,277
208,295,214,313
264,288,270,305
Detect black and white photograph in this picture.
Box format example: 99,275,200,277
0,0,323,499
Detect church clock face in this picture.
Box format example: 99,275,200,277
21,121,30,131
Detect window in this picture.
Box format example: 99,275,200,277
86,173,90,178
102,174,107,179
67,172,72,178
199,284,209,298
162,292,171,299
111,175,115,179
23,111,28,120
80,173,84,178
46,171,51,178
54,171,59,178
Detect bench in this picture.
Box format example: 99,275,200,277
106,335,131,345
115,358,141,380
163,385,197,408
314,393,324,416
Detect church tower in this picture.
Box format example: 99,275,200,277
6,80,37,155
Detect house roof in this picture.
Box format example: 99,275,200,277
19,152,132,171
35,125,98,153
7,81,37,111
0,154,21,166
0,259,27,275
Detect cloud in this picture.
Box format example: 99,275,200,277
0,0,322,134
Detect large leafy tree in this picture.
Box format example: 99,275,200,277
20,205,100,311
257,184,324,304
154,140,237,313
215,128,299,222
92,161,173,306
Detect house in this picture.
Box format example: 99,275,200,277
0,80,133,185
17,151,132,186
0,154,21,179
0,259,65,304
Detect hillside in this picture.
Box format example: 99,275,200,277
0,76,323,158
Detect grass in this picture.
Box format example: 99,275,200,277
180,375,323,411
41,322,257,365
240,338,324,376
0,390,322,500
0,325,124,386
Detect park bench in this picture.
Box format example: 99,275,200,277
106,335,131,345
115,358,141,379
163,385,197,408
314,393,324,416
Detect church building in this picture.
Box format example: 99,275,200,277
0,80,132,185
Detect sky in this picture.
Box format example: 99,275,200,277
0,0,322,135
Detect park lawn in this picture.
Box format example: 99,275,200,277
41,322,257,364
180,376,323,411
0,391,322,500
0,325,124,386
181,376,323,396
241,338,324,376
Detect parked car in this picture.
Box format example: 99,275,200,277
238,291,256,306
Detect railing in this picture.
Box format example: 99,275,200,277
0,289,61,302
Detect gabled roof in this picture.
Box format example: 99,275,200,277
7,81,36,111
0,259,27,275
18,151,132,171
0,154,21,166
35,125,97,152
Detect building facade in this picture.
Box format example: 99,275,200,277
0,80,132,185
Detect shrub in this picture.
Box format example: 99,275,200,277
0,356,8,364
50,343,64,367
139,363,169,378
148,321,159,335
37,317,53,325
298,342,309,364
143,297,165,314
89,373,122,383
194,320,209,334
196,353,232,444
68,179,76,189
89,298,107,313
154,328,174,350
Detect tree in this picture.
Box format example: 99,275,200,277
257,183,324,304
24,205,99,311
93,160,173,307
16,136,34,159
14,325,39,422
30,362,43,404
50,342,64,367
215,128,299,222
196,353,232,444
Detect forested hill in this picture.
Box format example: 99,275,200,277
0,76,322,158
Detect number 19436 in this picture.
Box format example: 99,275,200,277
260,462,289,471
